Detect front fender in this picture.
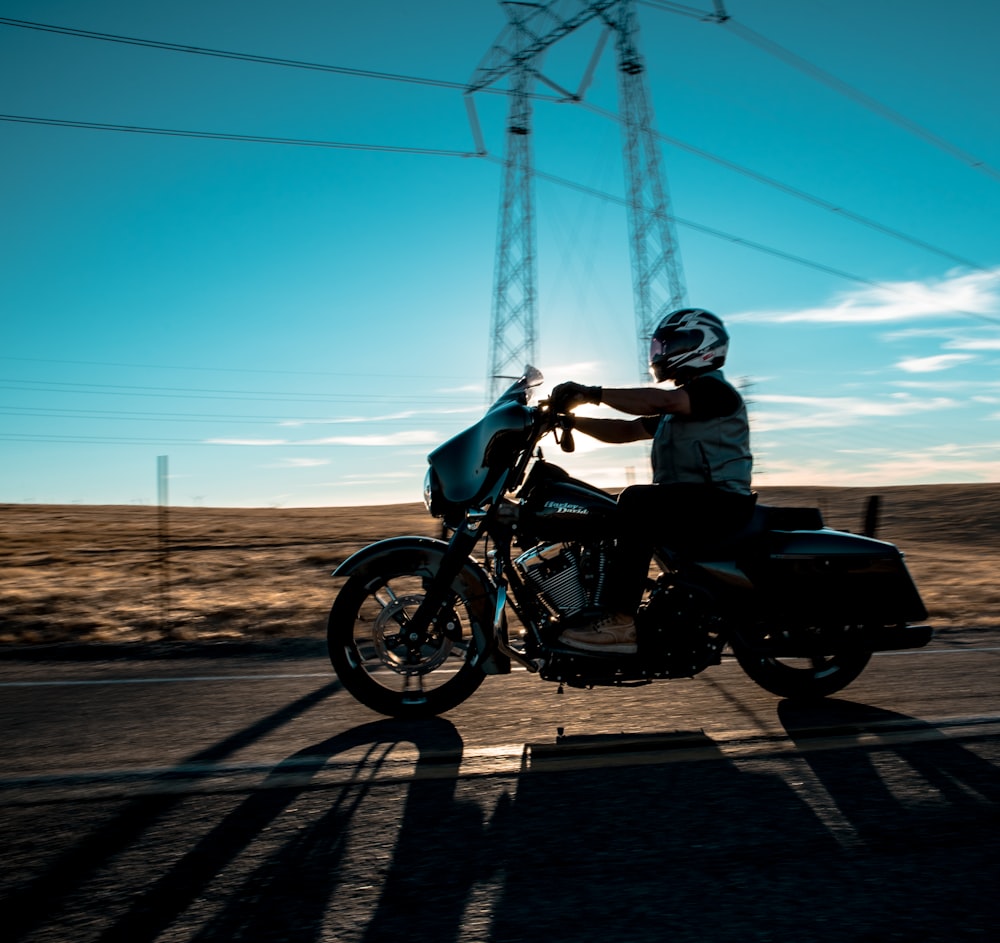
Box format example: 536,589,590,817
333,536,509,674
333,535,450,579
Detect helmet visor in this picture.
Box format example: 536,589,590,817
650,329,701,363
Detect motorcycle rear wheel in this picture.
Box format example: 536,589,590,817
733,645,872,700
328,569,487,719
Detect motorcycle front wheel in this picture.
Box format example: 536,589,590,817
732,642,872,700
328,568,487,719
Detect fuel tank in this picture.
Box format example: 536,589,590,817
517,461,618,541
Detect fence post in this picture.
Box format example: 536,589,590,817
157,455,170,636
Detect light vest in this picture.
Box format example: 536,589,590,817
649,371,753,495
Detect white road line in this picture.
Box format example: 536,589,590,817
0,646,996,687
0,672,336,687
4,716,998,797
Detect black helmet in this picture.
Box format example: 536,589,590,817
649,307,729,383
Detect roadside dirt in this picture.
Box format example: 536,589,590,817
1,484,997,649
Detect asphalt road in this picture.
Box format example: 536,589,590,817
2,635,1000,943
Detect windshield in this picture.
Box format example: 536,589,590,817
493,365,544,408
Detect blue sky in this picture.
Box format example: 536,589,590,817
3,0,999,507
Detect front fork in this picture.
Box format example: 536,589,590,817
407,509,540,673
404,511,488,649
482,522,543,673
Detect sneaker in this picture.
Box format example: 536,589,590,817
559,613,637,654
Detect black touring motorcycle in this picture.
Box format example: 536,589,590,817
328,367,931,718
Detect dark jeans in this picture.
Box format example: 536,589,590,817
608,483,756,614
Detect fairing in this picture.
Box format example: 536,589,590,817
427,368,541,508
428,401,533,505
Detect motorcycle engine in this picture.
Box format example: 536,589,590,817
637,578,725,676
513,541,608,619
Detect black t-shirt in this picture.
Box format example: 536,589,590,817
640,374,742,436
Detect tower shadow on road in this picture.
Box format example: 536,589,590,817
5,679,342,943
93,717,467,943
778,697,1000,831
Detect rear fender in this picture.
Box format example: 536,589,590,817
333,536,508,674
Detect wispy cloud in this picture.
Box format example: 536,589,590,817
893,378,1000,393
206,430,439,447
881,325,1000,347
337,470,420,483
846,447,1000,483
265,457,330,468
733,267,1000,324
756,442,1000,486
205,438,287,446
751,392,956,432
945,337,1000,351
279,406,480,427
895,353,976,373
304,430,440,447
280,411,419,427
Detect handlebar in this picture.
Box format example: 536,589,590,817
558,420,575,452
537,398,576,453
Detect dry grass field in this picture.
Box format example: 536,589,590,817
1,484,998,649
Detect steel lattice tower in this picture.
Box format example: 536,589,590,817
486,5,539,401
469,1,691,393
611,0,688,378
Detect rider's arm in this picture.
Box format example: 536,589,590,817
561,385,690,442
571,415,653,443
599,385,691,417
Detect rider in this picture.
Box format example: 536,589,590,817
550,307,755,654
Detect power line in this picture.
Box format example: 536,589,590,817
0,406,319,424
0,355,479,382
0,379,477,404
0,432,235,445
636,1,728,22
512,156,879,284
716,16,1000,183
576,101,988,273
5,102,994,316
0,407,474,429
515,158,1000,326
4,16,988,271
0,432,376,446
6,105,985,291
6,110,996,320
1,403,280,418
0,16,559,103
0,114,477,157
4,14,995,322
0,16,471,90
17,101,979,277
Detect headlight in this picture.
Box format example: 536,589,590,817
423,467,436,514
423,465,464,526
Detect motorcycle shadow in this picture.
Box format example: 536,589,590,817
96,706,999,943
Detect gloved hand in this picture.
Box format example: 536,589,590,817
550,381,602,413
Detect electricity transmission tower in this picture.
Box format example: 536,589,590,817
612,0,688,378
468,0,702,395
475,3,542,401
